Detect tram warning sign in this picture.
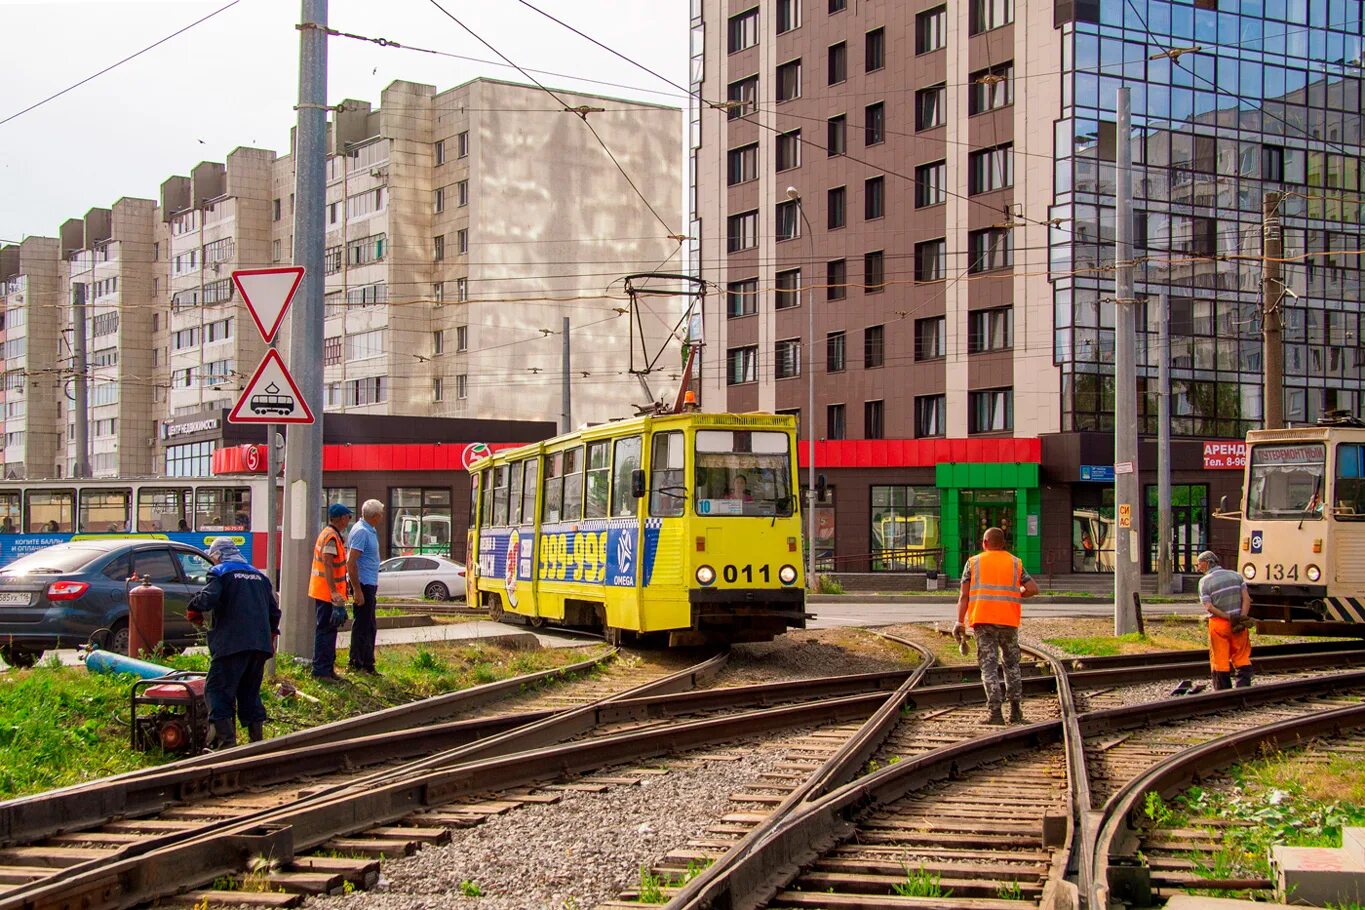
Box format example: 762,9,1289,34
229,349,314,425
232,266,304,343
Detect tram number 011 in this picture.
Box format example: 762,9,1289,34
1263,563,1299,581
722,564,770,584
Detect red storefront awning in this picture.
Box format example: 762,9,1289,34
795,438,1041,469
211,442,528,476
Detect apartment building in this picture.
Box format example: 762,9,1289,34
0,237,62,480
693,0,1364,575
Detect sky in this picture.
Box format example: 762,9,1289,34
0,0,690,243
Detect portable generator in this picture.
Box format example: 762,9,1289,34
130,673,210,754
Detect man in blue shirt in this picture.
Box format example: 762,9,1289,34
346,499,384,674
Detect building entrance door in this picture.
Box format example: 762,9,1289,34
958,489,1017,563
1144,484,1208,574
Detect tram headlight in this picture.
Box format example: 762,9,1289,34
779,564,798,585
1306,564,1322,582
1242,563,1257,579
696,565,716,586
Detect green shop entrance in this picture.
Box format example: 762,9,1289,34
936,462,1041,576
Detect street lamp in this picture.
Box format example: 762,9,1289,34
787,187,817,589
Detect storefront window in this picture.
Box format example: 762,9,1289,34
80,489,131,533
1072,486,1115,572
166,441,217,478
391,487,452,557
870,486,941,571
959,489,1016,563
322,488,357,525
139,488,190,532
1145,485,1208,573
814,487,836,572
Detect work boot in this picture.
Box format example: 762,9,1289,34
206,719,237,751
1009,701,1025,724
1211,671,1233,691
247,722,265,743
1234,666,1253,688
985,706,1006,726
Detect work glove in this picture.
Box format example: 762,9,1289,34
330,604,349,631
952,622,970,656
187,609,204,627
330,592,345,607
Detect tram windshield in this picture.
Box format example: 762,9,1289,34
694,430,794,517
1247,443,1326,520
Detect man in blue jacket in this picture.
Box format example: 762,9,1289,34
188,537,281,749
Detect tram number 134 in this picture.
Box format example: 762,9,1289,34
1261,563,1300,581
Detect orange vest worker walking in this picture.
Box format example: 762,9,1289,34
309,503,352,680
955,527,1040,725
1197,549,1253,690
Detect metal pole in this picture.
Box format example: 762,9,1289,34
267,425,281,587
561,316,571,434
279,0,327,658
1157,292,1173,595
70,280,90,479
1262,191,1284,430
1113,87,1141,635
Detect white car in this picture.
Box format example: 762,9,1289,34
377,555,466,601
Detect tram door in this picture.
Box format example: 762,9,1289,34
959,490,1016,559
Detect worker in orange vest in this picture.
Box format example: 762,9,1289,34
309,503,352,680
954,527,1040,725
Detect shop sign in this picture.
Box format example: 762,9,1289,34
161,417,220,440
1079,464,1115,482
1203,441,1248,470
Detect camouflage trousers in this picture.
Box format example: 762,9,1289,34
974,623,1022,710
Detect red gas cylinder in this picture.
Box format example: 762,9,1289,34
127,576,165,658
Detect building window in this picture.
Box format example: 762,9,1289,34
433,377,444,402
864,251,885,292
323,335,342,367
776,130,802,171
864,324,884,368
829,0,846,11
776,200,801,241
727,345,758,385
970,0,1014,34
970,62,1014,114
457,228,468,254
827,259,847,300
727,210,758,252
433,330,445,355
915,316,946,360
915,238,947,282
776,339,802,379
166,441,217,478
434,139,446,165
457,180,468,206
727,76,758,118
865,27,885,72
728,7,758,52
828,42,847,84
456,325,468,351
864,102,885,145
969,307,1014,352
433,234,445,261
775,269,801,309
916,6,946,53
346,330,384,362
727,143,758,185
827,186,846,229
827,404,846,440
864,400,884,439
456,374,468,399
827,331,846,372
776,59,802,102
864,176,884,219
457,130,469,158
827,115,847,156
916,84,945,130
434,281,445,304
915,396,946,438
968,228,1014,273
347,233,386,266
727,278,758,317
457,277,468,302
969,144,1014,193
271,198,281,221
970,388,1014,433
915,160,947,207
435,187,446,213
776,0,800,33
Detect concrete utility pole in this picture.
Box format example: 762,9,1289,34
267,427,281,586
279,0,328,658
1262,191,1285,430
1113,87,1141,634
1157,292,1173,595
785,187,817,590
560,316,571,434
70,280,90,479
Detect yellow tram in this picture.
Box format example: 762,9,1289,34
466,412,808,645
1233,417,1365,634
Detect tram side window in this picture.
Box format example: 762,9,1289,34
492,465,509,527
508,461,525,526
139,488,190,532
1336,444,1365,518
543,452,565,523
611,436,643,518
650,432,686,518
196,487,251,531
0,491,20,533
480,468,494,526
469,473,480,526
562,447,585,522
522,458,539,525
27,489,74,532
585,442,610,519
81,489,132,533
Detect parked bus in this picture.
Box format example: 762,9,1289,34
467,412,808,645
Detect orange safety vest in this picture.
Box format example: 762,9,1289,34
308,525,348,602
966,549,1025,627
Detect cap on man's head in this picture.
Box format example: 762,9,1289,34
328,503,353,520
207,537,244,562
1196,550,1220,566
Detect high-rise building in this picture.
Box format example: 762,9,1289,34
691,0,1363,576
0,237,62,481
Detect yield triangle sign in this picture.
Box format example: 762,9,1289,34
232,266,304,343
229,349,315,424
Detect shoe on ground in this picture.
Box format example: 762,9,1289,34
985,708,1006,726
312,672,342,681
1009,703,1025,724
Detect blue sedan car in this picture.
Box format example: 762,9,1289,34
0,538,214,668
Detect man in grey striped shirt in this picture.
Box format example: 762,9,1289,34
1197,550,1252,690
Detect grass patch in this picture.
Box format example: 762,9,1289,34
815,575,845,595
0,641,608,799
1044,631,1197,656
891,865,951,899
